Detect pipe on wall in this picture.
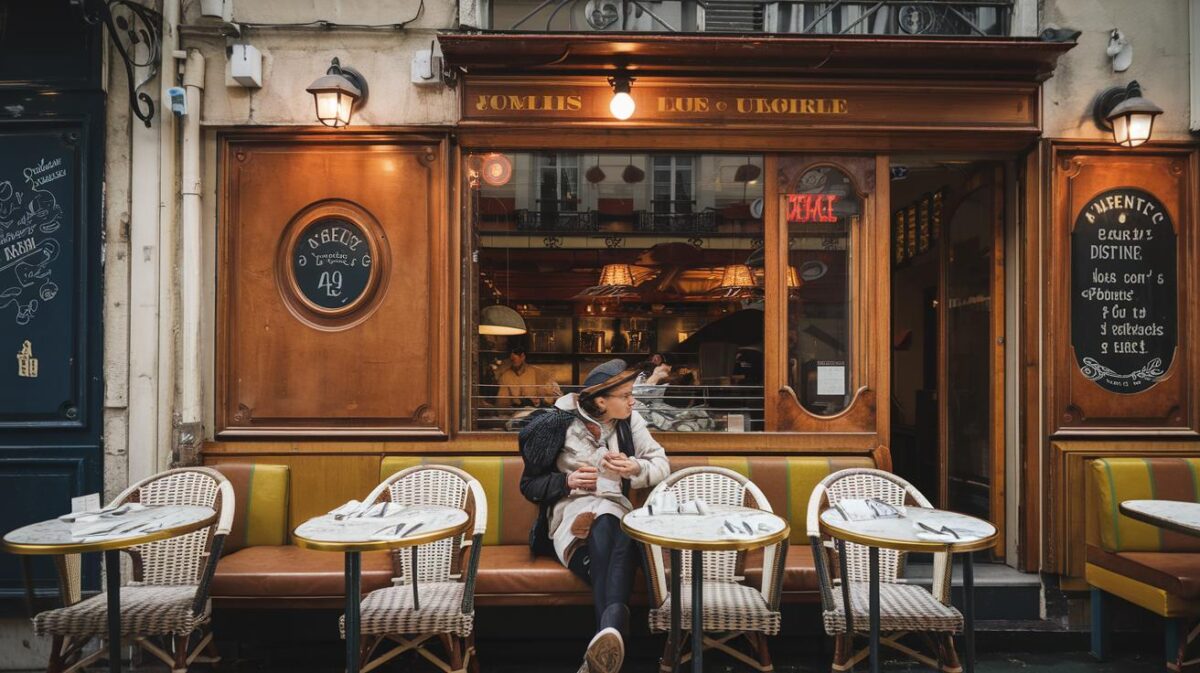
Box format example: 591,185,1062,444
180,49,205,434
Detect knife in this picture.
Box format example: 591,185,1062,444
402,522,424,538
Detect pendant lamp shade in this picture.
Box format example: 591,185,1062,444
734,162,761,183
787,266,803,289
598,263,635,288
479,304,527,335
718,264,757,290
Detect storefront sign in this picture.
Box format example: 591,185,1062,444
786,193,839,223
291,218,374,311
461,79,1039,131
1071,188,1177,394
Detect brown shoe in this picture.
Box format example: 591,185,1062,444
571,512,597,539
585,627,624,673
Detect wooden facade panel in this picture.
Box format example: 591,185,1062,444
217,134,449,436
1048,146,1198,434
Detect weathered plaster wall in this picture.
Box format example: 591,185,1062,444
1043,0,1194,140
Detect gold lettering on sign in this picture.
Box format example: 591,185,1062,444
657,96,710,113
474,94,583,112
16,340,38,378
734,97,849,115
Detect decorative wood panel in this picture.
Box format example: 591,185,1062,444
1048,146,1199,435
1048,440,1200,590
217,132,450,437
0,455,92,599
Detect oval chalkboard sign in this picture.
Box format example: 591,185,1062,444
290,218,373,312
1071,188,1177,394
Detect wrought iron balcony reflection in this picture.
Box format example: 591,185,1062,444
492,0,1013,37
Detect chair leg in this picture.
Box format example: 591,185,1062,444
1167,618,1185,673
47,635,66,673
466,634,480,673
751,632,774,672
172,634,190,673
939,635,962,673
660,638,676,673
1090,587,1110,661
831,634,853,672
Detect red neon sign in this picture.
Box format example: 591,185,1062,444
786,193,839,223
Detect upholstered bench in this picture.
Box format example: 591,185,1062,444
207,454,879,609
1086,457,1200,669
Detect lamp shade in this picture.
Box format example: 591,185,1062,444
787,266,803,289
598,263,635,287
734,162,762,183
1108,94,1163,147
478,304,527,335
718,264,757,290
306,58,365,128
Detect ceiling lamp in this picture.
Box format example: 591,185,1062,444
717,264,756,290
1094,80,1163,148
608,74,636,121
306,57,368,128
479,304,527,335
787,266,803,289
598,263,635,288
734,161,762,184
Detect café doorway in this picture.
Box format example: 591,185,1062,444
889,157,1006,557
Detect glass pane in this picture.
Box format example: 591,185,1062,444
466,151,765,432
946,183,995,519
786,165,861,415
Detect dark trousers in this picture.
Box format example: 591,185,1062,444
568,513,636,635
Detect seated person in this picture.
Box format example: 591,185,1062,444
633,356,714,432
497,347,562,407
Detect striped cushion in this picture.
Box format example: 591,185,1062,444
211,463,290,553
1091,457,1200,553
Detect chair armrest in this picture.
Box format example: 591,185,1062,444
53,554,82,607
460,533,484,615
762,540,789,611
809,535,836,612
193,533,226,616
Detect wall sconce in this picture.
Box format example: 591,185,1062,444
1094,80,1163,148
306,57,368,128
608,74,635,121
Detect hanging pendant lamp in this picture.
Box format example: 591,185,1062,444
479,304,527,335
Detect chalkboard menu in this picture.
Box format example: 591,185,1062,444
0,132,78,423
1071,188,1177,394
290,218,374,312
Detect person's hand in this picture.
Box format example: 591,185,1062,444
602,451,642,478
567,466,598,491
646,363,672,385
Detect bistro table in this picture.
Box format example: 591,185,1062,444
622,504,789,673
293,504,471,673
1,504,217,673
1119,500,1200,537
819,506,996,673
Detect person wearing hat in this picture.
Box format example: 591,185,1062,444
518,358,670,673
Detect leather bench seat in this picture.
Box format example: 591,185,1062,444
1087,545,1200,599
212,546,395,608
743,544,819,598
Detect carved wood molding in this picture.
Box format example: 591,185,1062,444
775,386,876,433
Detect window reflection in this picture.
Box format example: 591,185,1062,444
786,166,861,415
467,151,765,433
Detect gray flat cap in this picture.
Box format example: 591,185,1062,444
583,358,628,389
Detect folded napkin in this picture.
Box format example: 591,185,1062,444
328,500,365,518
59,502,147,524
629,496,710,517
834,499,903,522
718,517,777,540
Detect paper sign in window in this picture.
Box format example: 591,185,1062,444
817,364,846,396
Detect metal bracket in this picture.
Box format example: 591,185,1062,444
72,0,163,128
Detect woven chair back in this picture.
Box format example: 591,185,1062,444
379,466,474,585
821,469,933,585
127,469,224,586
657,467,760,583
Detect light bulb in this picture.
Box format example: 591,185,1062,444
610,91,635,120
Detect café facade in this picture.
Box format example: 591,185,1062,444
2,0,1200,657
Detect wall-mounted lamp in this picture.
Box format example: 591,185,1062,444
306,57,368,128
1094,80,1163,148
608,74,635,121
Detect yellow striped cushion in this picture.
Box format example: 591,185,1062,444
213,463,290,553
1091,457,1200,552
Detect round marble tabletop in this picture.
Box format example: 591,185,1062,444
819,505,997,553
1119,500,1200,538
293,504,470,552
2,505,217,555
622,504,790,552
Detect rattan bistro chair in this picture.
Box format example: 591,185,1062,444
341,465,487,673
643,466,787,672
807,468,962,673
33,467,234,673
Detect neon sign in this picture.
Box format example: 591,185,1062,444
786,193,839,224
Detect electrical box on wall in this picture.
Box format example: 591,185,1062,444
230,44,262,88
411,48,442,86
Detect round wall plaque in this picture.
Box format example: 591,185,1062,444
1071,187,1177,394
291,218,374,311
277,200,389,330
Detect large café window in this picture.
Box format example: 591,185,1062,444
466,151,765,432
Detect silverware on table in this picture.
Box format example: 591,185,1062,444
723,520,737,534
741,521,754,535
402,522,424,538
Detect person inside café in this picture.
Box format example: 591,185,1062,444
496,346,561,407
518,359,670,673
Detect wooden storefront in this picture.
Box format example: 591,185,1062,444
202,34,1200,579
